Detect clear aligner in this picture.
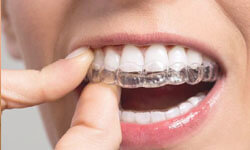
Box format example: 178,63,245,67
87,61,219,88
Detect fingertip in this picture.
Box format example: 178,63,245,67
65,47,94,70
72,83,122,130
75,48,94,64
66,47,94,60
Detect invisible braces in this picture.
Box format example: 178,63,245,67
87,62,218,88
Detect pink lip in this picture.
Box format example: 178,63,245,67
120,77,225,150
70,32,224,70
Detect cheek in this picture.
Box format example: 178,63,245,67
217,0,250,42
218,0,250,117
7,0,72,69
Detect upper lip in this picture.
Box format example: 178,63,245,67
70,32,225,72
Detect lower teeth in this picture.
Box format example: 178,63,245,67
87,62,218,88
119,92,206,124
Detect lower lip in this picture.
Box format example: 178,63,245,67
120,77,225,150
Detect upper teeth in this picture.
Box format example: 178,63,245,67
93,49,105,70
107,44,203,72
120,45,144,72
187,49,203,67
168,46,188,71
104,47,120,71
88,44,218,87
144,44,169,72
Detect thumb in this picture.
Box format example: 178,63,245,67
55,83,122,150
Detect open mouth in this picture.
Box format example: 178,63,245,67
82,35,224,150
88,43,219,120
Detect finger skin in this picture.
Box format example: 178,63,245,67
1,49,93,110
55,83,122,150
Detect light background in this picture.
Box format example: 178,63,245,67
1,36,52,150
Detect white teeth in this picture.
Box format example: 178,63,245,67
90,44,217,87
198,94,206,100
187,49,203,68
121,111,135,122
120,92,207,124
144,44,169,72
135,112,151,124
120,45,144,72
151,111,166,123
168,46,187,71
188,97,201,106
179,102,193,114
165,107,180,119
104,47,120,71
92,44,216,76
93,49,104,69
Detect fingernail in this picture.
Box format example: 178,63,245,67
65,47,89,59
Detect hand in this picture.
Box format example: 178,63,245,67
1,48,122,150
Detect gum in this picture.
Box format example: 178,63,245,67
87,62,218,88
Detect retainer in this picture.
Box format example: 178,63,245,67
87,60,218,88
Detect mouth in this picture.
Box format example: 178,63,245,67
76,33,225,150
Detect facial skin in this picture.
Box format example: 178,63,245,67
3,0,250,149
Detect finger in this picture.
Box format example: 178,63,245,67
55,83,122,150
1,47,94,110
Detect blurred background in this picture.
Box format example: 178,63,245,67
1,35,51,150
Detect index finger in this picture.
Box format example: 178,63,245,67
1,48,93,110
